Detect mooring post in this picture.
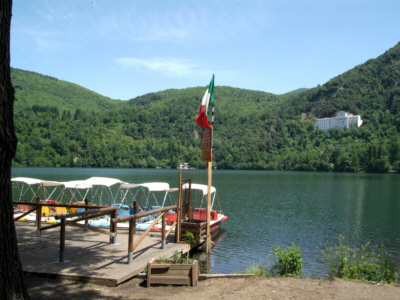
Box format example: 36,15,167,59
112,232,117,245
36,202,42,238
128,217,134,264
59,217,66,263
133,200,137,214
133,201,137,234
110,209,118,244
84,198,89,231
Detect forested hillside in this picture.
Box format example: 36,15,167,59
12,68,121,113
12,42,400,173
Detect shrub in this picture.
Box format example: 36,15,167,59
319,235,398,283
375,246,398,283
271,243,303,277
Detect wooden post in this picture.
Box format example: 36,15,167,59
206,161,212,253
187,179,193,220
192,260,199,287
205,251,211,273
133,200,137,214
110,209,117,244
128,217,134,264
176,171,182,243
59,217,66,263
162,212,166,249
84,198,89,231
36,203,42,238
133,201,137,234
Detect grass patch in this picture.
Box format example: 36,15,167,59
237,261,270,277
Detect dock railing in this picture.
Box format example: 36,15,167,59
112,205,178,265
55,207,118,263
13,200,110,237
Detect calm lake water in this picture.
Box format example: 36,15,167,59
12,168,400,276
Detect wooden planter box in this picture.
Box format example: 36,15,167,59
181,220,206,244
146,258,198,287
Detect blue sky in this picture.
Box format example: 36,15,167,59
11,0,400,100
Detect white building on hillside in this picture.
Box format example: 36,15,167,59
314,111,363,132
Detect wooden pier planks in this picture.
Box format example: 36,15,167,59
15,222,190,286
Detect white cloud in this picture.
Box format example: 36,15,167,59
36,4,80,23
36,38,67,52
21,28,68,52
116,57,199,77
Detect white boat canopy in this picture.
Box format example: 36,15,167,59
137,182,170,192
182,183,217,208
11,177,43,202
132,182,171,207
38,181,65,201
85,177,126,187
60,181,93,203
84,177,126,204
40,181,63,187
182,183,216,196
115,183,140,205
11,177,43,185
62,180,93,189
119,183,141,189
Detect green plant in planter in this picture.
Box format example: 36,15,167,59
182,231,195,264
155,256,168,264
172,251,182,264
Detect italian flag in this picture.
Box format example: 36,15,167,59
196,75,214,129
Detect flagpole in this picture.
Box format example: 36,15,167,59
206,75,214,254
206,160,212,253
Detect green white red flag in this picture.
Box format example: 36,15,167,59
196,75,214,129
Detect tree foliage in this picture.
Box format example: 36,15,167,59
11,42,400,173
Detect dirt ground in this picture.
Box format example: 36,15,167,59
25,274,400,300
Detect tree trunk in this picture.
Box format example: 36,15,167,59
0,0,30,299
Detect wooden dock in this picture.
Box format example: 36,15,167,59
16,222,190,286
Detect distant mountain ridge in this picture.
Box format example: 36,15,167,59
11,42,400,172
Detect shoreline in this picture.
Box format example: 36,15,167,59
25,274,400,300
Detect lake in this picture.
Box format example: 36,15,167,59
11,168,400,276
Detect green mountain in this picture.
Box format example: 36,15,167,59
11,42,400,173
12,68,121,114
283,42,400,119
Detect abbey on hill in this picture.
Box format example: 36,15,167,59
314,111,363,132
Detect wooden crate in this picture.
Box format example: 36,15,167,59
146,258,198,287
181,220,206,244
